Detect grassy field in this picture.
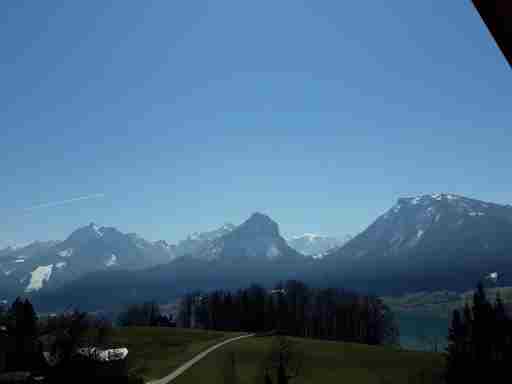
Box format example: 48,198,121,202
106,327,243,381
173,336,445,384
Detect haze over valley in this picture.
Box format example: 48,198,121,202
2,193,511,313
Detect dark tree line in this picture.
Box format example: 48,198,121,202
117,301,160,327
446,282,512,382
179,280,399,346
117,301,175,327
0,297,40,373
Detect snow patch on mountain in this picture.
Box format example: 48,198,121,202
266,244,281,259
220,223,236,232
92,224,103,237
105,254,118,267
329,192,512,265
57,248,73,258
412,197,421,205
26,265,53,292
189,232,201,241
290,233,322,241
288,233,350,257
55,261,67,269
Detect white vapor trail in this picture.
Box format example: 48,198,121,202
24,193,105,211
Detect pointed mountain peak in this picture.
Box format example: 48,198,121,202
246,212,276,225
240,213,280,236
190,212,302,261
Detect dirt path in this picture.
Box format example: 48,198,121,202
147,333,254,384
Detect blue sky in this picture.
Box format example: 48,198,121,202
1,0,511,246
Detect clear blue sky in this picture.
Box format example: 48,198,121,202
1,0,511,247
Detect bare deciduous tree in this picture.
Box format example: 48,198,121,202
222,350,238,384
263,336,303,384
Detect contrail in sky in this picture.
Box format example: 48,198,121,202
23,193,105,211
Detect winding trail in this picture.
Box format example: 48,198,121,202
147,333,254,384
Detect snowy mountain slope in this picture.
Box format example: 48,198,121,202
172,223,236,259
0,223,176,294
328,193,512,261
323,193,512,292
193,213,304,261
287,233,351,257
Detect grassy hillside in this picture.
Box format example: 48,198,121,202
108,327,243,381
173,336,445,384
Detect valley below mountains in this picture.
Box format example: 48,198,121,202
2,193,512,312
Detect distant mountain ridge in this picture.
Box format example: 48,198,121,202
327,193,512,260
4,193,512,311
31,212,310,311
287,233,351,257
0,213,304,298
323,193,512,293
193,213,304,261
0,223,175,294
172,223,236,259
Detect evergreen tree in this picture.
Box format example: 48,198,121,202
224,292,234,331
446,309,467,383
448,310,463,353
494,292,506,362
23,299,37,337
6,297,39,370
265,295,276,332
472,282,493,370
9,297,24,335
445,283,512,382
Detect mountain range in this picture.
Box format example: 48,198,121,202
322,193,512,293
3,193,512,312
0,214,342,298
0,223,175,294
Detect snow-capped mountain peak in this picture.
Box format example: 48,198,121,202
90,223,104,237
385,193,507,222
188,213,303,261
0,223,176,295
287,234,350,257
328,193,512,262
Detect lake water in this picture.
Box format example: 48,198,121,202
397,311,450,352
